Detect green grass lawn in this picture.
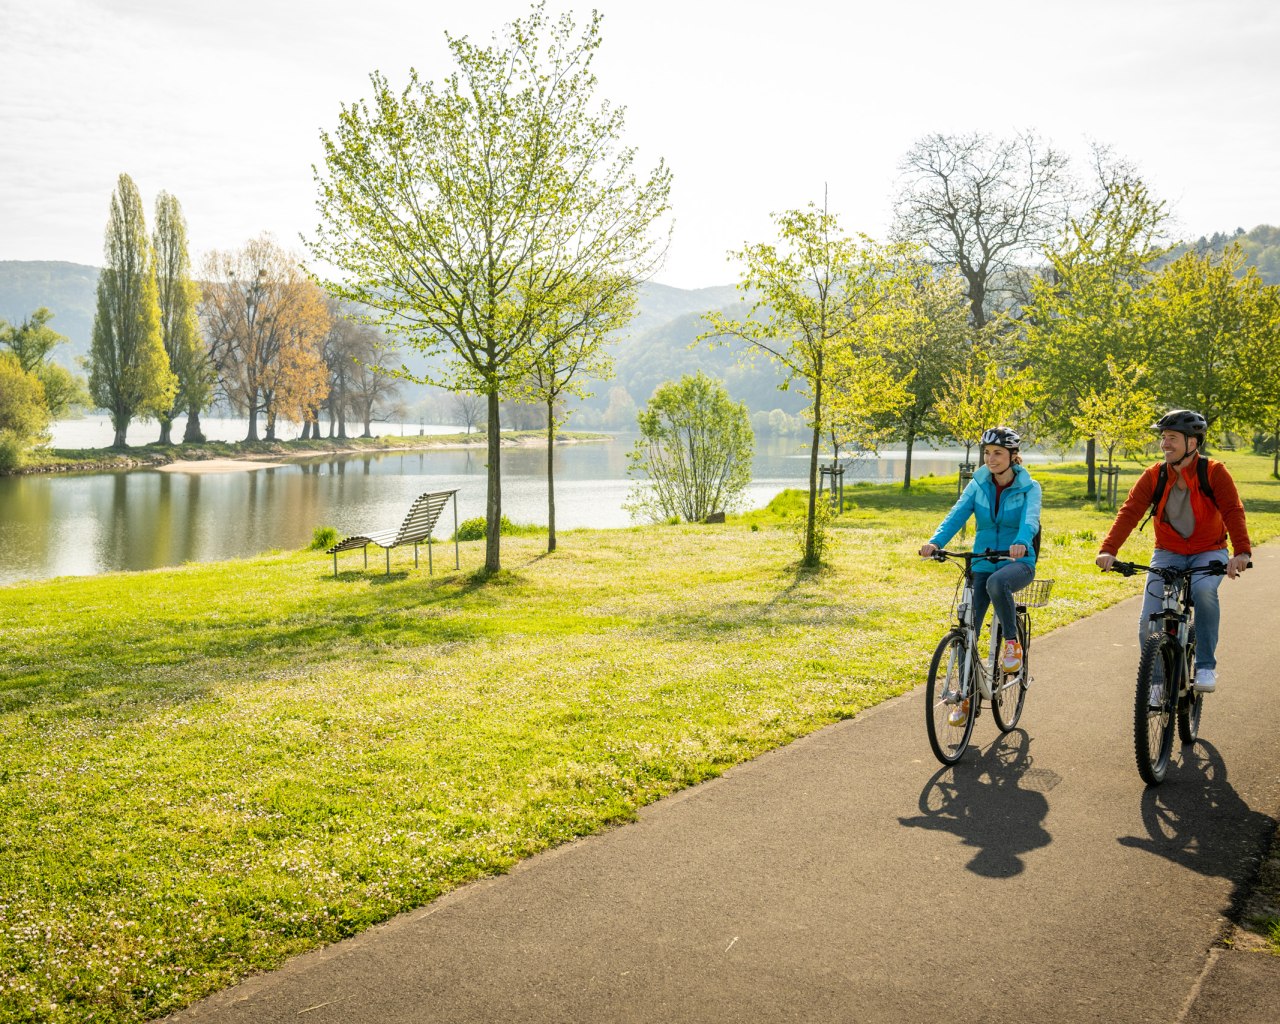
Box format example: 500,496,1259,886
2,454,1278,1021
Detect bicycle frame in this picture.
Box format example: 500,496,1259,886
952,573,1002,701
1108,557,1244,784
926,548,1042,766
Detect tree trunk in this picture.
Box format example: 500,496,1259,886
903,427,916,491
112,413,129,448
158,418,173,445
485,390,502,572
805,379,822,566
182,407,205,443
1273,424,1279,479
547,399,557,553
1085,437,1097,500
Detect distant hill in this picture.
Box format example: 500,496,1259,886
1163,224,1280,283
0,261,98,369
0,261,796,418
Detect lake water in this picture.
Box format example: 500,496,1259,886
0,417,1023,585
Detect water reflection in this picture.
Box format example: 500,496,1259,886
1,439,993,584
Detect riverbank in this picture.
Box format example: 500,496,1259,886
3,456,1277,1023
7,430,609,476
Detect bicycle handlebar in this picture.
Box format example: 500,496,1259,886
929,548,1012,563
1108,559,1251,581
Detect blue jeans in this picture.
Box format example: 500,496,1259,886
1141,548,1227,670
971,562,1035,640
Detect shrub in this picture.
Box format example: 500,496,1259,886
793,494,836,564
309,526,339,551
624,372,754,524
454,515,540,541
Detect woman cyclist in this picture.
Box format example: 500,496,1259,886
919,427,1042,723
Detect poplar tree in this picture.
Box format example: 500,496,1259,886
89,173,177,447
153,191,211,444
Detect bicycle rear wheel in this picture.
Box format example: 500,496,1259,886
926,631,975,765
1135,631,1178,785
991,615,1029,733
1178,624,1202,744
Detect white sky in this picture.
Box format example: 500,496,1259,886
2,0,1278,289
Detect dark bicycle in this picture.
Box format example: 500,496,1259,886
1107,559,1248,785
924,549,1053,765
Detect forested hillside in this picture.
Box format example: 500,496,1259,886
5,226,1276,431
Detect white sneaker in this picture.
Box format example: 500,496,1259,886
1194,668,1217,693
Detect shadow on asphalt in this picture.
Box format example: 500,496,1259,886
899,728,1060,878
1118,740,1278,912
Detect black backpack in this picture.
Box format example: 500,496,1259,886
1139,457,1217,532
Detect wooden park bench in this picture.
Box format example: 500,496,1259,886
326,490,460,577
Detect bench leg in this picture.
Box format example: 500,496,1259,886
429,536,434,574
385,547,390,576
333,552,338,578
414,541,419,569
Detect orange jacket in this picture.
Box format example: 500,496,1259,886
1100,455,1252,557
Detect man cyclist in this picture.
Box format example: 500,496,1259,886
920,427,1042,725
1095,409,1252,693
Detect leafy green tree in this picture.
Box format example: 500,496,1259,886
701,203,908,566
0,352,50,471
1145,244,1269,433
153,191,211,444
308,4,671,572
1069,361,1156,507
525,275,628,551
624,372,753,523
0,307,90,419
872,266,972,489
1020,178,1169,497
1236,282,1280,477
89,173,177,447
934,347,1036,465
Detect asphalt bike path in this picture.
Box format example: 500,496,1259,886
164,547,1280,1024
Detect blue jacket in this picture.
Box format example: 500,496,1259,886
929,464,1042,573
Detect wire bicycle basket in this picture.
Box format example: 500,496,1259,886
1019,579,1054,608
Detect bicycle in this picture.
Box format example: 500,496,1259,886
924,549,1053,765
1107,559,1248,786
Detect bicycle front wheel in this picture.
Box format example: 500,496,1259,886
1135,631,1178,785
1178,624,1202,744
926,631,975,765
991,615,1029,733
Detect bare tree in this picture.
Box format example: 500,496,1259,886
893,131,1073,328
451,392,485,434
345,327,403,437
201,237,330,442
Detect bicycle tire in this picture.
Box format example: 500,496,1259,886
991,615,1029,733
926,631,976,765
1135,631,1178,785
1178,624,1202,744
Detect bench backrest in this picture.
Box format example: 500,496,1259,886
394,490,457,545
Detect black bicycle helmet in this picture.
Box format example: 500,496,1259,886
1152,409,1207,436
980,426,1021,450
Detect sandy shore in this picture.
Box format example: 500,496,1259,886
156,458,284,474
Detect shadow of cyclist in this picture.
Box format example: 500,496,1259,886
1118,740,1276,903
899,729,1057,878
